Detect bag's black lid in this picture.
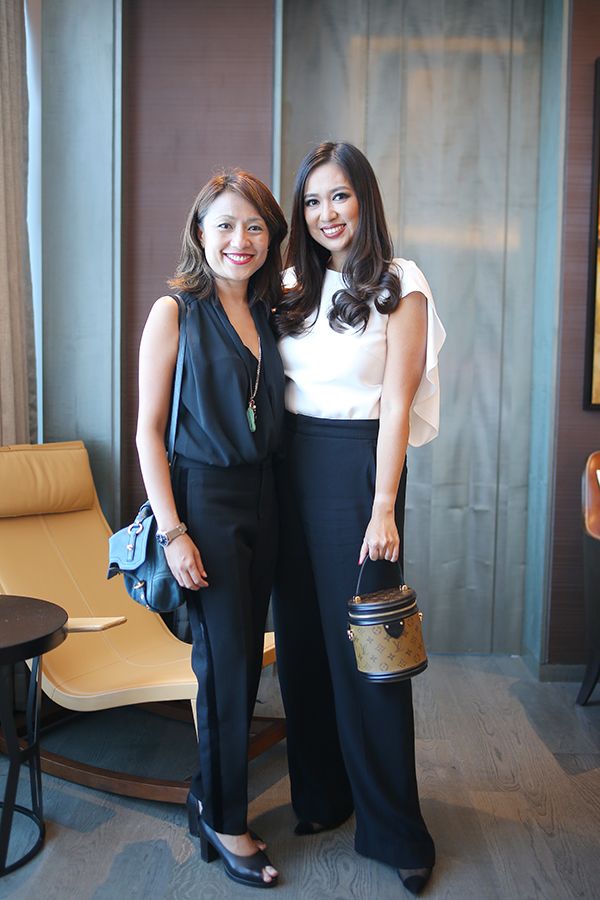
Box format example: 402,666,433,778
348,558,416,610
348,584,416,619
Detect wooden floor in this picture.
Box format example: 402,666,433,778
1,655,599,899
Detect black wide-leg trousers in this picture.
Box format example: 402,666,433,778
272,414,435,869
172,459,276,835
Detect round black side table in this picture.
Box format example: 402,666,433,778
0,595,67,876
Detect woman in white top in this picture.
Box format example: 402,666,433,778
272,142,445,896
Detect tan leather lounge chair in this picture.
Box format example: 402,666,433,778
0,441,283,802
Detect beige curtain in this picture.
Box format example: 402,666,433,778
0,0,36,445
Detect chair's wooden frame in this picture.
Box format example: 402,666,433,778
0,441,285,802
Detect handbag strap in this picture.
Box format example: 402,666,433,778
167,294,187,464
354,557,405,597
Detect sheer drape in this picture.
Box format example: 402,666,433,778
0,0,36,444
281,0,543,653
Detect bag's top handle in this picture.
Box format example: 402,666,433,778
354,557,405,597
167,294,187,464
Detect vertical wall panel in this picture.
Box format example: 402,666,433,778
548,0,600,664
492,0,543,652
281,0,369,188
42,0,121,523
121,0,274,521
523,0,567,671
281,0,544,653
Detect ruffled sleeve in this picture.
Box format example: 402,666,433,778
395,259,446,447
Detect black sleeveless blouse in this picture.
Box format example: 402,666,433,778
174,292,284,466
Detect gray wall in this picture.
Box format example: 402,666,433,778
281,0,565,654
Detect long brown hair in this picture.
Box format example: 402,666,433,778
169,170,287,309
274,142,401,336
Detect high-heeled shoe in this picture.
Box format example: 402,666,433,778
398,866,432,895
186,793,278,888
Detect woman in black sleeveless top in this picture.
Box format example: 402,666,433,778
136,171,286,889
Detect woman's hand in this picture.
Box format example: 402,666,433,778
359,507,400,564
164,534,208,590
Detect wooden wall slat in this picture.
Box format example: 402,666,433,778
121,0,274,522
549,0,600,663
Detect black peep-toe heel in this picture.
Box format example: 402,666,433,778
187,793,217,861
186,793,278,888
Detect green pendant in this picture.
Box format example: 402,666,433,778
246,404,256,432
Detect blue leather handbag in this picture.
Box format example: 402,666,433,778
107,295,187,612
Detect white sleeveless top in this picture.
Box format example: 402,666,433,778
278,258,446,447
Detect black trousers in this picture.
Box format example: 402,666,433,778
272,414,435,869
172,459,276,835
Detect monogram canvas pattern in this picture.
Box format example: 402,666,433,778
351,613,427,676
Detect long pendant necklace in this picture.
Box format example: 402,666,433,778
246,337,262,433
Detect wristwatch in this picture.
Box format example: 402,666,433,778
156,522,187,546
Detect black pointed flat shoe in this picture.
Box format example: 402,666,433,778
398,866,432,895
186,793,278,888
294,814,350,836
294,821,329,836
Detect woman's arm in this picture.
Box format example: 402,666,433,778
358,291,427,564
136,296,207,589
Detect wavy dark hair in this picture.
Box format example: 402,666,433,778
169,169,287,309
274,142,401,336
